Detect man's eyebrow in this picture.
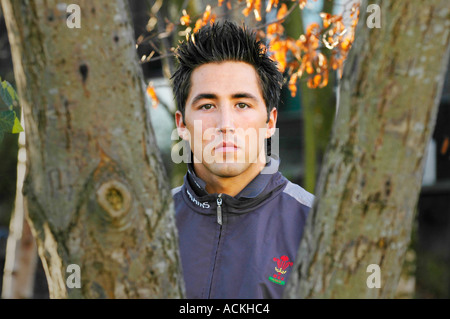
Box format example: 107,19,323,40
231,92,259,100
190,92,259,105
191,93,218,105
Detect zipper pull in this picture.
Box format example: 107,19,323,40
216,194,223,225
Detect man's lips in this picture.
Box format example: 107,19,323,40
214,141,239,152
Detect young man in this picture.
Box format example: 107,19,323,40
171,21,314,299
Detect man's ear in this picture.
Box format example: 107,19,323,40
266,107,278,138
175,110,189,141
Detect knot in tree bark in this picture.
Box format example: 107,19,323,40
96,180,131,218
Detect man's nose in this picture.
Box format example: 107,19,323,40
217,106,235,133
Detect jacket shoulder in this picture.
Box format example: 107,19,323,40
171,185,183,197
282,181,315,208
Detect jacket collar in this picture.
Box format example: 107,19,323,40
186,154,282,199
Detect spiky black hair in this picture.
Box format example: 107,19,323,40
171,20,283,121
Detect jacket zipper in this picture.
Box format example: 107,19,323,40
208,193,223,298
216,193,223,225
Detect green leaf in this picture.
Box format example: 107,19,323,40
0,80,19,109
0,110,15,133
12,115,23,133
0,79,22,143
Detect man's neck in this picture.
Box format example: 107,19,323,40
193,160,266,197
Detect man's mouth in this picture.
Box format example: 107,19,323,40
214,141,239,153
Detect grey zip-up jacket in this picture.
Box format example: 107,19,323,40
172,157,314,299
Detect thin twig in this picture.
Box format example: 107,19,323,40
255,0,302,30
139,51,175,64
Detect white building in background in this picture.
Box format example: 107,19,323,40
145,77,177,156
422,138,437,186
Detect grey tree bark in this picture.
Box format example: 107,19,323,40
2,0,184,298
284,0,450,298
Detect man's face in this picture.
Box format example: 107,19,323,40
175,61,277,179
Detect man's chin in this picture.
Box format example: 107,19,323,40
204,162,252,178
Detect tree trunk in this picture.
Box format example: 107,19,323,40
2,113,38,299
2,0,184,298
284,0,450,298
2,112,37,299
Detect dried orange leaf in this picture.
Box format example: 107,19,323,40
266,0,279,12
193,19,203,33
146,83,159,108
288,73,298,97
441,136,449,155
277,3,287,19
180,10,191,26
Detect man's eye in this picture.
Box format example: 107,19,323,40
237,103,249,109
200,104,214,110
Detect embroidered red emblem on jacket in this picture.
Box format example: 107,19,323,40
269,255,293,286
